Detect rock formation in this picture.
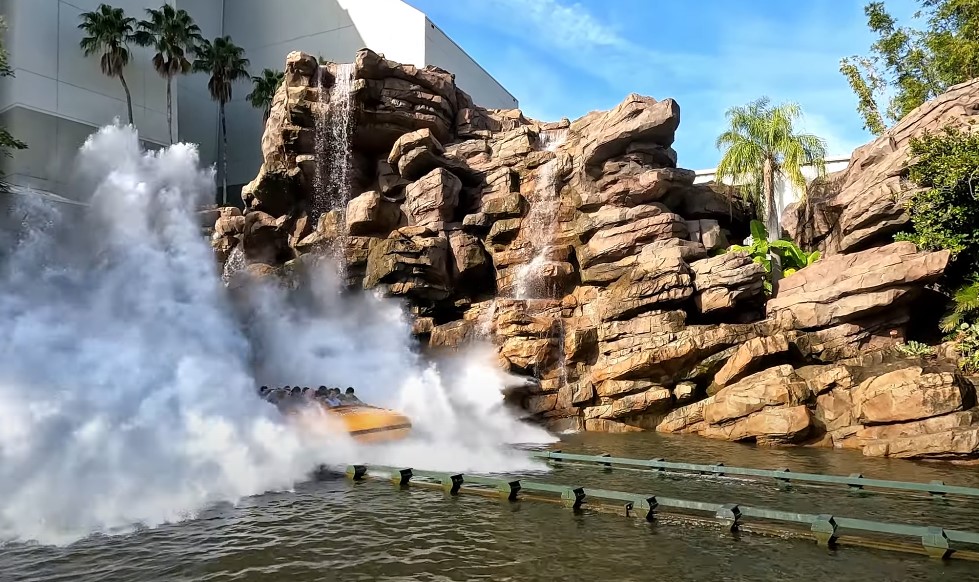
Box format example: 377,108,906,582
212,48,979,462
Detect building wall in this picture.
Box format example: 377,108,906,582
694,156,851,227
1,0,173,197
423,18,518,110
2,0,518,205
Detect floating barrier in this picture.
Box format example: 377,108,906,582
345,464,979,561
529,451,979,499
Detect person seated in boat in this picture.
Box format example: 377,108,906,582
342,387,361,404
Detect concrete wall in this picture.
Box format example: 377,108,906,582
2,0,518,205
423,18,518,110
694,156,852,226
1,0,172,197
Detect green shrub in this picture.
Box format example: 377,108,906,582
955,323,979,373
727,220,820,294
894,340,935,358
897,126,979,288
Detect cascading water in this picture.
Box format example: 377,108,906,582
327,63,355,214
513,129,568,300
221,244,245,283
0,124,552,546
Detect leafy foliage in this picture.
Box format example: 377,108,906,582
941,279,979,332
895,340,936,357
0,16,27,194
78,4,137,125
193,37,250,105
247,68,284,120
193,36,249,205
726,220,820,294
896,126,979,290
715,98,827,239
133,5,202,142
955,323,979,372
842,0,979,134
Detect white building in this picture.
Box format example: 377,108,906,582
0,0,518,204
693,155,851,228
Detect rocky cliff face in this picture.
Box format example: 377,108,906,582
213,48,979,462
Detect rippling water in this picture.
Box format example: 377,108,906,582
4,432,979,581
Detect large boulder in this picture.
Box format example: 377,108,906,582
597,250,693,321
578,211,688,269
689,251,766,315
346,191,403,235
766,242,948,330
783,78,979,255
850,367,975,425
363,227,451,301
403,168,462,228
570,93,680,170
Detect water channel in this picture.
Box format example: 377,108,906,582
4,432,978,582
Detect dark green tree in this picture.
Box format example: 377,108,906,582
78,4,137,125
842,0,979,133
246,68,284,122
193,36,249,205
133,5,202,143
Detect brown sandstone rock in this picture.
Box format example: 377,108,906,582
404,168,461,228
851,367,975,424
701,405,813,446
703,365,811,426
346,191,402,235
447,230,490,284
597,250,693,321
712,334,793,388
690,252,766,314
578,212,688,269
388,128,446,180
766,242,948,330
583,386,673,420
784,79,979,255
656,397,714,434
363,227,451,301
571,93,680,169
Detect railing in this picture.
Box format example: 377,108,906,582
345,464,979,561
528,451,979,499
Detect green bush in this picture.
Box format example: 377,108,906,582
897,126,979,288
955,323,979,373
727,220,820,295
894,340,935,358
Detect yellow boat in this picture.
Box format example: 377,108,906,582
326,403,413,443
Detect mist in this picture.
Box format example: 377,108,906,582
0,125,552,546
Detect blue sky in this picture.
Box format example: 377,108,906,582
406,0,918,169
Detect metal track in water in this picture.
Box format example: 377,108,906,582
528,451,979,498
344,464,979,561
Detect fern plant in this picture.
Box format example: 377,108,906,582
942,279,979,333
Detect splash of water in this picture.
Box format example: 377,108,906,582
0,124,552,546
327,63,355,214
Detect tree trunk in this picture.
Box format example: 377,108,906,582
119,73,135,126
166,78,173,144
221,101,228,206
762,157,778,240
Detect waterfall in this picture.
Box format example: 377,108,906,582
327,63,355,213
311,63,356,278
221,245,245,283
513,129,568,300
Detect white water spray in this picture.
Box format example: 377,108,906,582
0,124,552,546
221,245,245,283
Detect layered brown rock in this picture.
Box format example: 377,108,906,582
784,78,979,255
767,242,949,330
690,251,766,315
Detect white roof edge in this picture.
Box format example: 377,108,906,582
693,154,852,175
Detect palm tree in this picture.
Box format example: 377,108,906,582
246,68,284,122
78,4,137,125
193,36,249,205
715,98,827,239
133,5,202,143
